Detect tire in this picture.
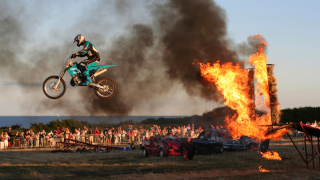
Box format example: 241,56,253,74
43,76,66,99
142,148,148,157
260,139,270,153
218,144,224,154
248,143,257,151
94,77,116,99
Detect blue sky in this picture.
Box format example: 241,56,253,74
0,0,319,116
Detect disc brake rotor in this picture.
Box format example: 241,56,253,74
49,83,59,92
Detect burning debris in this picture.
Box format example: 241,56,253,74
258,166,270,172
195,35,288,140
260,150,282,161
267,64,281,124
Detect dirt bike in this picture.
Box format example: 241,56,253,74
43,57,116,99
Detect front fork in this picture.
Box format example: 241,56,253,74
53,67,67,89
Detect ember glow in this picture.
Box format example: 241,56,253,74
261,150,282,160
196,34,288,140
259,166,270,172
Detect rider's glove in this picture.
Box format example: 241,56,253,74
71,54,77,59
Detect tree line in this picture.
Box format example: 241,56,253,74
0,106,318,133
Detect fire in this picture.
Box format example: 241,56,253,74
259,166,270,172
248,34,270,107
195,34,288,140
261,150,282,160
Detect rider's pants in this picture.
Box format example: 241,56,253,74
80,61,99,85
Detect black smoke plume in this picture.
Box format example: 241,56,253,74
1,0,246,115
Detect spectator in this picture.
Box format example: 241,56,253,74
162,128,167,138
187,124,191,134
179,137,196,160
36,132,40,147
56,127,61,134
117,127,122,145
0,132,3,149
168,126,172,135
30,134,35,147
80,130,87,143
132,129,136,143
46,133,50,146
167,133,174,139
103,128,108,144
134,128,139,142
190,131,197,138
15,131,20,148
127,128,131,143
83,126,88,134
4,132,10,149
94,127,99,143
25,131,30,147
48,131,53,147
122,129,127,142
111,127,115,144
8,128,13,146
89,129,93,144
20,132,25,148
99,131,104,144
145,130,149,140
41,130,46,147
103,128,108,143
108,129,112,145
182,126,187,137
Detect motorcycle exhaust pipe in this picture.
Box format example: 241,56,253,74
93,69,107,77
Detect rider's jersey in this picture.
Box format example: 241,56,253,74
78,41,100,65
78,41,99,58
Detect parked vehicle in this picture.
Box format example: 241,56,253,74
141,137,183,157
197,129,258,151
191,136,224,154
240,136,260,151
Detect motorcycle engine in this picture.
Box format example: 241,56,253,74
70,73,86,86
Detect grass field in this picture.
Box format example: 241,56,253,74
0,137,319,180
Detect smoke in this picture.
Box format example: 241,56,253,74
1,0,247,115
80,24,156,115
155,0,242,101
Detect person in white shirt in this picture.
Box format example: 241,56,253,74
122,130,127,142
4,132,10,149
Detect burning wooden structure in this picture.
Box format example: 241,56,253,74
267,64,281,124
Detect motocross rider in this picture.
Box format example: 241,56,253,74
71,34,100,85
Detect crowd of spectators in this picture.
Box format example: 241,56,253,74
0,124,205,149
0,120,313,149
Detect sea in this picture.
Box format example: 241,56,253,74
0,116,186,128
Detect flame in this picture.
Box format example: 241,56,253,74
259,166,270,172
260,150,282,160
248,34,269,106
195,34,288,140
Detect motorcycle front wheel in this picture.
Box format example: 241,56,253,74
94,77,116,99
43,76,66,99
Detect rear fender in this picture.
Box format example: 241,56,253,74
88,65,116,71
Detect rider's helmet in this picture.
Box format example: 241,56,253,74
74,34,85,47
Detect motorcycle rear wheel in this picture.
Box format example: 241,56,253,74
94,77,116,99
43,76,66,99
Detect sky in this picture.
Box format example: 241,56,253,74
0,0,319,116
